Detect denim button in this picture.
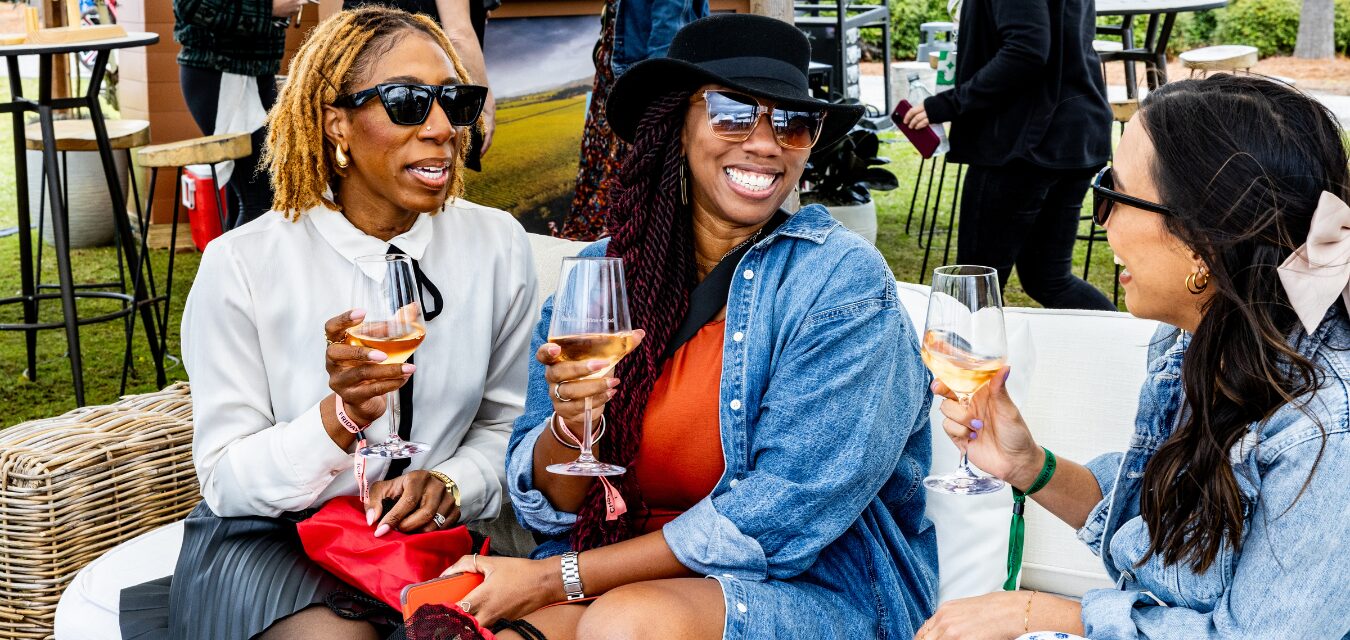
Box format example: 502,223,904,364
730,399,742,410
729,478,740,488
736,602,748,614
733,331,744,342
743,269,754,280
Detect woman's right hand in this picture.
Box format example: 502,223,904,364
935,367,1045,490
324,308,415,426
538,330,645,435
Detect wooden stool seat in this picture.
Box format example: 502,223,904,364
1093,39,1124,54
136,132,251,169
1180,45,1259,72
1110,99,1139,124
24,119,151,152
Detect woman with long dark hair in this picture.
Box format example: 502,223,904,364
439,14,938,640
916,75,1350,639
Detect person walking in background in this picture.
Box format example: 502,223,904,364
902,0,1116,310
173,0,295,229
344,0,497,169
559,0,708,240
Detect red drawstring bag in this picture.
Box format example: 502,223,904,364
296,496,481,609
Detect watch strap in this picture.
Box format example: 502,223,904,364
560,551,584,600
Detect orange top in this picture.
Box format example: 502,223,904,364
633,319,728,533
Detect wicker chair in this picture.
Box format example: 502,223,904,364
0,384,197,639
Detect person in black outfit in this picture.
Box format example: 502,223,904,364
175,0,299,229
344,0,496,169
902,0,1115,310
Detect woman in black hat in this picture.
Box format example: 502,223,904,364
440,14,938,640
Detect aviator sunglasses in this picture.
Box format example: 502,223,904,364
334,83,488,127
1091,165,1174,225
696,89,828,150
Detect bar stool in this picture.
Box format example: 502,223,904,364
25,119,151,295
126,132,252,389
1180,45,1258,77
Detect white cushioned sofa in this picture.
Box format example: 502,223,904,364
53,232,1159,639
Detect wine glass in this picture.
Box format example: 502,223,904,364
348,254,430,458
546,257,635,477
922,265,1008,495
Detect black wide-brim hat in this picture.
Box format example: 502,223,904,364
607,13,864,148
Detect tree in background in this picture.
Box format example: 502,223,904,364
1295,0,1336,58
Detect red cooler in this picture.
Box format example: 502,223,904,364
180,164,228,251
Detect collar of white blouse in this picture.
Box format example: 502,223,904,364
307,203,435,265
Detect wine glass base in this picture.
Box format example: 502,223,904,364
547,460,626,476
358,440,431,459
923,472,1006,495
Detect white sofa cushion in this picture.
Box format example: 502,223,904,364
55,522,183,640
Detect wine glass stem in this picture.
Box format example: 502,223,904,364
577,395,597,464
957,393,976,477
387,391,402,444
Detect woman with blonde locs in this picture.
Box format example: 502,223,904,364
118,7,538,639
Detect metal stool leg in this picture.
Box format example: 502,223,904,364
920,159,950,280
37,104,87,405
942,163,964,266
905,155,928,234
917,157,939,248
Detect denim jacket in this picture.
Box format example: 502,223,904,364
1077,316,1350,638
507,205,938,637
611,0,709,76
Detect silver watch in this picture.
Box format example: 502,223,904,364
560,551,585,600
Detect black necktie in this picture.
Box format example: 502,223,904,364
383,244,443,479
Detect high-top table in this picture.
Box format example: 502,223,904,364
1096,0,1229,97
0,32,163,407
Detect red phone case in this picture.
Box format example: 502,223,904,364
891,99,941,159
400,572,485,618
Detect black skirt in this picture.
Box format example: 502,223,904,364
119,501,353,640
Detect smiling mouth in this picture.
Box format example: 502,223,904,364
724,166,780,193
407,161,450,189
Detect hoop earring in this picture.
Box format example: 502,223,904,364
334,145,350,169
679,155,689,206
1186,268,1210,294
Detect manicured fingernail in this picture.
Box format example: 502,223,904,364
607,378,620,388
588,360,609,371
350,308,366,320
607,389,617,398
971,419,984,430
930,381,941,393
969,432,978,440
1003,368,1012,382
374,524,390,537
402,364,416,374
368,350,388,361
366,508,378,526
548,345,561,356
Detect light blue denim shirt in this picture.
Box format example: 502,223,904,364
507,205,938,638
611,0,708,76
1077,316,1350,638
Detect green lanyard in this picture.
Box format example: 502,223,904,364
1004,447,1058,591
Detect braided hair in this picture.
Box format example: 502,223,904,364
263,6,476,218
571,91,697,550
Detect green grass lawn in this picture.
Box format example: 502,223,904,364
0,109,1118,424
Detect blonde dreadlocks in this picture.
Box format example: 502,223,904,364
264,6,476,218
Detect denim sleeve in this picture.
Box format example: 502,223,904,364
1075,451,1124,556
645,0,708,59
1082,431,1350,638
665,277,926,580
505,240,608,535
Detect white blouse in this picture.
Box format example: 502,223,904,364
182,200,537,522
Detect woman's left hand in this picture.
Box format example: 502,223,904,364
442,555,561,626
366,470,458,537
915,591,1031,640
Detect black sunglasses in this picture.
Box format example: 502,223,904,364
696,90,828,150
334,83,487,127
1091,166,1173,225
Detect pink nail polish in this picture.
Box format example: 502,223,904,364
402,364,416,374
368,350,388,361
374,524,390,537
588,360,609,371
607,378,621,388
366,508,378,526
607,389,617,398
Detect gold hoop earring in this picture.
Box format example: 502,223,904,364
679,155,689,206
1186,268,1210,294
334,145,350,169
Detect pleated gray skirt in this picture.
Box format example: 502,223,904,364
119,501,351,640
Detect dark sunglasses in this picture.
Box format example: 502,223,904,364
1091,165,1173,225
334,83,487,127
697,90,827,150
